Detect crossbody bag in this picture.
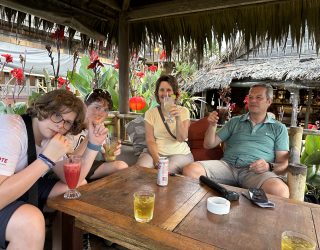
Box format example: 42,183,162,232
157,106,177,140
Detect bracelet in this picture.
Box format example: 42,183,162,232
38,153,55,169
87,141,101,151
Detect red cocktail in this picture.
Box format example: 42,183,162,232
63,155,81,199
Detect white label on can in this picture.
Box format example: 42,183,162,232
157,158,168,186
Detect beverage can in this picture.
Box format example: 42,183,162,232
157,157,169,186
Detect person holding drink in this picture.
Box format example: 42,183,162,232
69,88,128,180
0,89,108,249
183,83,290,198
136,75,194,173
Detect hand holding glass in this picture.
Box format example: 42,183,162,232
217,106,229,125
104,136,118,161
163,96,175,123
133,190,155,223
63,155,81,199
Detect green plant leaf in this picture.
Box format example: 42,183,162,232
304,135,320,156
304,151,320,165
12,102,27,115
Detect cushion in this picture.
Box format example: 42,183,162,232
188,117,223,161
125,116,147,156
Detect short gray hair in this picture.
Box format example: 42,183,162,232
250,83,273,100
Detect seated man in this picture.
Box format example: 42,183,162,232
183,83,289,198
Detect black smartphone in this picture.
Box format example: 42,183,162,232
248,188,268,203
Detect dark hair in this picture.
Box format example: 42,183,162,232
154,74,180,104
27,89,85,135
84,89,113,110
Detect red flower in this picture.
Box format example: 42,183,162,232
135,72,145,78
160,50,166,60
114,62,119,69
10,68,24,84
1,54,13,63
308,124,317,130
129,96,146,111
149,65,158,72
52,27,65,40
57,76,70,91
229,103,236,111
243,95,249,110
87,51,104,69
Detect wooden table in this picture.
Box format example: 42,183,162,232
47,166,320,250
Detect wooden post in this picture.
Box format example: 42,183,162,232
118,12,129,114
289,126,303,164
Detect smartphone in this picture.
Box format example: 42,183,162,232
248,188,268,203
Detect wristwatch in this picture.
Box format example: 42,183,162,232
268,162,275,172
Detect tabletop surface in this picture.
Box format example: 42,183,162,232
48,166,320,250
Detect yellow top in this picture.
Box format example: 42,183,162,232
144,106,191,155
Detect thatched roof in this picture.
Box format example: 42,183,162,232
187,56,320,93
0,0,320,59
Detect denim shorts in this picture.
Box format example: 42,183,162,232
0,175,58,249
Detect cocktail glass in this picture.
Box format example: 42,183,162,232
163,96,175,123
133,190,155,223
281,231,316,250
63,155,81,199
104,135,118,162
217,106,229,125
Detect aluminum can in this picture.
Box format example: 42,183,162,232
157,157,169,186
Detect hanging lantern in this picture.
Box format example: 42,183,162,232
129,96,146,111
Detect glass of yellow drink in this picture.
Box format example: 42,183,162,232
133,190,155,223
281,231,316,250
104,136,118,162
163,96,175,123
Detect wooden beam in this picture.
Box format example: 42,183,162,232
0,0,112,40
128,0,289,22
118,12,129,114
96,0,121,11
122,0,131,11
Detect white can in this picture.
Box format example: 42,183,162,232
157,157,169,186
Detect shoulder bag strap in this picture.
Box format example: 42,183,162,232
157,106,177,140
21,114,38,206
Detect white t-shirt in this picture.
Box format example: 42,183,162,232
0,115,48,176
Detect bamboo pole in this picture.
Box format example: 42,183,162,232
289,126,303,164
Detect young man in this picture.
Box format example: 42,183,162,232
183,84,289,198
70,88,128,180
0,89,107,249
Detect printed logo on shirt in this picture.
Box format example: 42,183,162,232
0,156,8,166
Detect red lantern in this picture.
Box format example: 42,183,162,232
129,96,146,111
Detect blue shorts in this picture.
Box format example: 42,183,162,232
0,175,58,249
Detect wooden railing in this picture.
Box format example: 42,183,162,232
105,112,141,144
